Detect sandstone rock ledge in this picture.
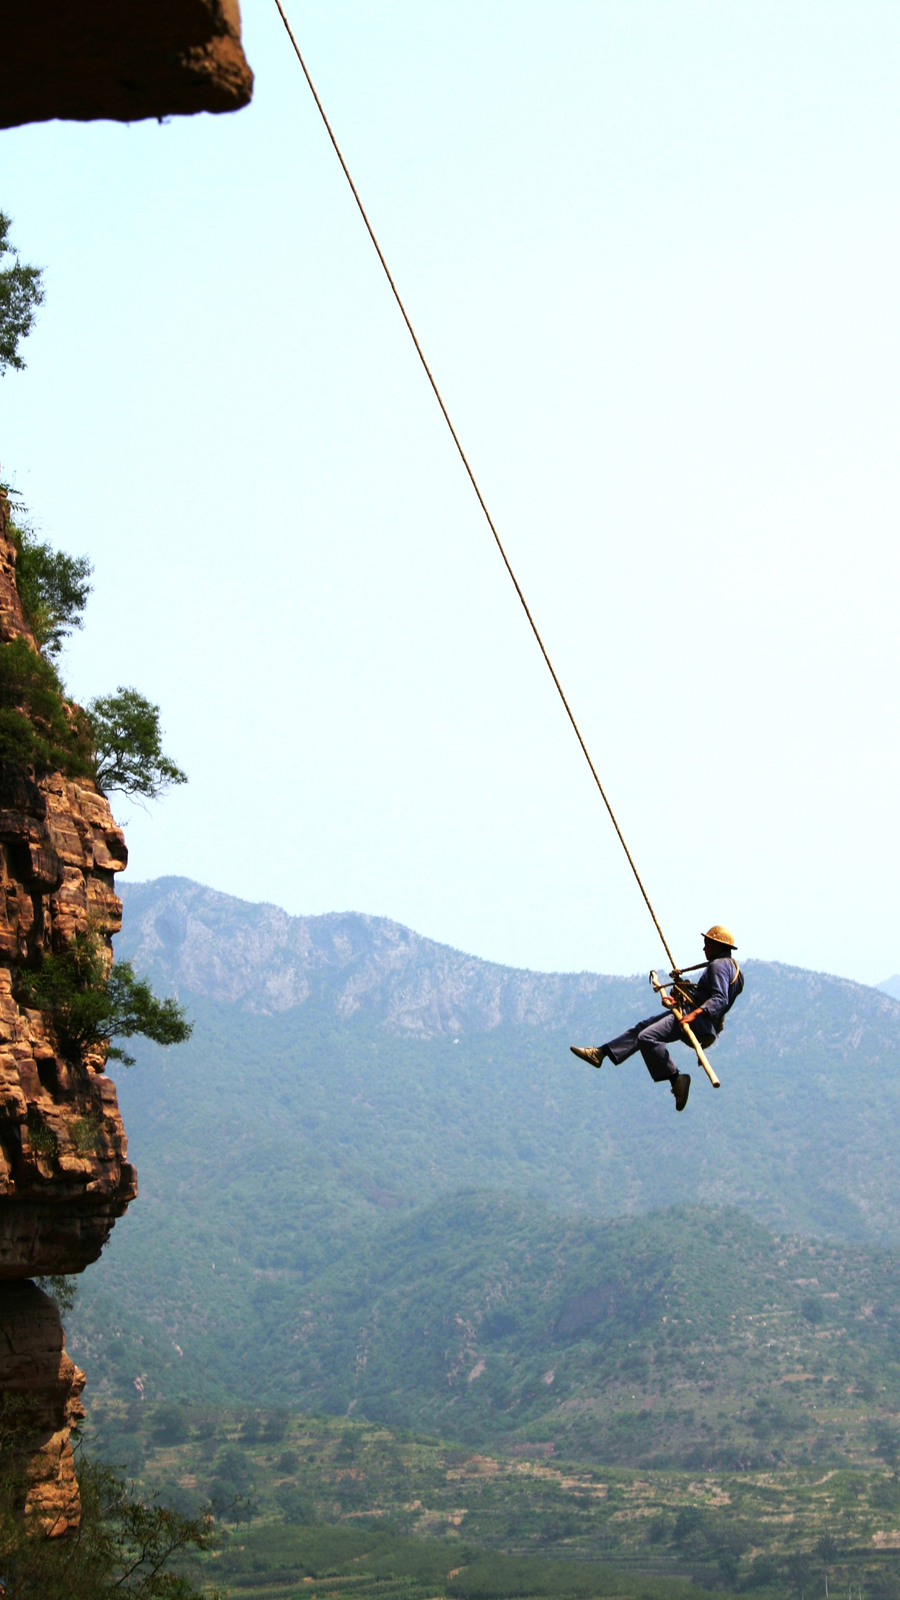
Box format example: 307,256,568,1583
0,1281,86,1534
0,760,137,1278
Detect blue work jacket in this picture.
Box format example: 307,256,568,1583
692,957,743,1033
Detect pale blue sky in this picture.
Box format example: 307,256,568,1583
2,2,899,983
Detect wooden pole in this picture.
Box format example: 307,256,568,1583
649,971,721,1089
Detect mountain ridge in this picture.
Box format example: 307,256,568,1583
117,877,900,1047
116,875,638,1035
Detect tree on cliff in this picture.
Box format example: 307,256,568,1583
19,930,192,1068
87,687,187,800
5,515,186,796
0,211,44,374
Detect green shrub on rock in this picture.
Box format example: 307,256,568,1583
18,930,192,1067
10,516,92,659
0,636,93,777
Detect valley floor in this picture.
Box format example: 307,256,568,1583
84,1403,900,1599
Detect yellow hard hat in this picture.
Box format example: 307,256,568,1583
703,924,737,949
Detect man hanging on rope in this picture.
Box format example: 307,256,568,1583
570,925,743,1112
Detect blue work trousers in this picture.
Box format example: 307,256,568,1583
605,1011,716,1083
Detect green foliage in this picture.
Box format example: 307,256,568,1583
152,1404,192,1446
10,517,92,658
71,1113,104,1153
0,211,44,374
18,931,192,1067
35,1275,79,1315
1,494,184,806
0,1445,221,1599
0,635,94,777
673,1506,705,1544
87,687,187,799
103,960,193,1064
786,1551,815,1597
25,1108,59,1158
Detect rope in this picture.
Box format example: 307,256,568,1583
271,0,678,973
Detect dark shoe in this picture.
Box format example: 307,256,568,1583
570,1045,607,1069
672,1072,691,1112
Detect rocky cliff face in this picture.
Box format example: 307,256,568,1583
0,489,135,1527
0,1282,86,1535
1,0,253,128
0,762,135,1277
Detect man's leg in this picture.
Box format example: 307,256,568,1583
572,1011,706,1111
636,1014,716,1112
605,1014,674,1066
635,1013,683,1082
572,1013,683,1070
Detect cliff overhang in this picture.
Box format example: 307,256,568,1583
0,0,253,128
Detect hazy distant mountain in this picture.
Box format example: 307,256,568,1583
68,876,900,1453
118,876,900,1047
108,877,900,1252
115,876,647,1035
878,974,900,1001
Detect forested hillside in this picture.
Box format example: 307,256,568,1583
73,1190,900,1469
66,878,900,1472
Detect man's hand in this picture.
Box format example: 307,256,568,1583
661,992,704,1028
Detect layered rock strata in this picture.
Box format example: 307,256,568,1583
0,499,135,1280
0,0,253,128
0,488,135,1528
